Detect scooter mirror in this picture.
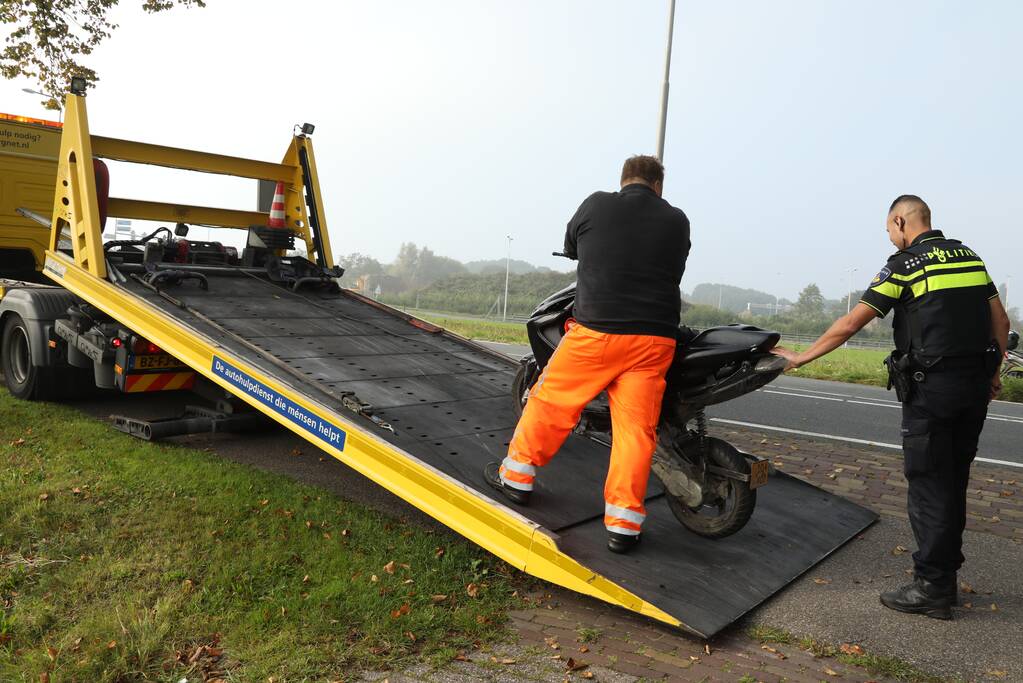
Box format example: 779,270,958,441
1008,330,1019,352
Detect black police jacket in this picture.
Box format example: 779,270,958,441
859,230,998,358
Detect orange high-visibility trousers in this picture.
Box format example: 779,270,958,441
500,323,676,536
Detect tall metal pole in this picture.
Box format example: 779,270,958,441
846,267,857,315
655,0,677,161
503,235,513,321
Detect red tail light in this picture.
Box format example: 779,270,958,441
111,337,123,348
131,338,161,354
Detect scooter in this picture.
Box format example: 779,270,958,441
514,266,787,539
1002,330,1022,379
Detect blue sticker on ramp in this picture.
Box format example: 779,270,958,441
212,355,346,451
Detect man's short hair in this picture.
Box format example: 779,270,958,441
621,155,664,186
888,194,931,226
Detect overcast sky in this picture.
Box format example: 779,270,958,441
3,0,1020,305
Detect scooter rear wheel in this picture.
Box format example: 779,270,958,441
663,437,756,540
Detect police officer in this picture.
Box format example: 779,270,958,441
772,195,1011,620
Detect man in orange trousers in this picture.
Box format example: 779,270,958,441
484,155,691,553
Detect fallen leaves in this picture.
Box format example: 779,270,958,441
823,666,840,676
390,603,410,619
38,493,49,501
892,545,907,555
961,581,976,594
434,546,445,559
839,643,865,656
11,437,25,446
812,577,832,585
761,645,787,660
430,594,448,604
465,583,479,598
383,560,396,575
544,636,560,650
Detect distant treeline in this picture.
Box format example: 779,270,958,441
335,244,1021,335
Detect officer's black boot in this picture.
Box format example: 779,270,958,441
879,578,953,620
607,531,641,554
483,462,530,505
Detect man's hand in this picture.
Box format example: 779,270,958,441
771,346,802,371
990,374,1003,402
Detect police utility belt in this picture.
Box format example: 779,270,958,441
884,345,1001,402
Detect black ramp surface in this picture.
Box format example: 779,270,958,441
557,472,876,637
117,272,877,636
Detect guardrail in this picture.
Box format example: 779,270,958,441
393,307,893,350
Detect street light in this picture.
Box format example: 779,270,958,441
21,87,62,122
846,267,858,315
503,235,513,321
655,0,677,161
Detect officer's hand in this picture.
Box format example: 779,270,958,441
990,375,1003,402
771,346,801,371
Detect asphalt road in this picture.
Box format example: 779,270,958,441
481,341,1023,469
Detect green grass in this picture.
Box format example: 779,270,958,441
413,313,1023,403
0,391,520,682
423,315,529,345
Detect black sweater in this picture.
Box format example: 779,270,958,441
563,183,690,339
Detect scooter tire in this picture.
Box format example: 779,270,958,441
664,437,757,540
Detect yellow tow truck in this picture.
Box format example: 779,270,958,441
0,81,875,637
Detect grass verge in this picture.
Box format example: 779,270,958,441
0,391,519,682
417,313,1023,403
747,624,947,682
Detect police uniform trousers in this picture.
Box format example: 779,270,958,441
900,361,989,587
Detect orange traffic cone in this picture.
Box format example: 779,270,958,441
268,181,287,229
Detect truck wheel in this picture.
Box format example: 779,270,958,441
664,437,757,539
1,314,55,401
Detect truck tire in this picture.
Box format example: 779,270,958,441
2,314,56,401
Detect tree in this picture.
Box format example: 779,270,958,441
336,252,383,288
1,1,206,106
794,283,825,319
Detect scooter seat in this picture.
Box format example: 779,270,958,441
673,325,780,374
684,324,779,353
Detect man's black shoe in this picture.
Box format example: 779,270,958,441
483,462,530,505
607,531,641,554
879,579,953,620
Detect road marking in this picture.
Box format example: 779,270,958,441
773,385,854,398
988,415,1023,424
763,389,844,402
708,418,1023,470
847,400,899,409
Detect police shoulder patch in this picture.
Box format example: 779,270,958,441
871,267,893,285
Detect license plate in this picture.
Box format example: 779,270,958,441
130,354,182,370
749,459,770,489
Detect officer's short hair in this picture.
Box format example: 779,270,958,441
621,155,665,186
889,194,931,226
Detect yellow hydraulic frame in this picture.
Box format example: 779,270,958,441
41,92,682,629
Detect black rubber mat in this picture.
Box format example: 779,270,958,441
557,472,876,637
118,272,877,636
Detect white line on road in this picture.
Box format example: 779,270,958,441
773,384,854,398
846,400,899,409
763,389,845,402
709,417,1023,469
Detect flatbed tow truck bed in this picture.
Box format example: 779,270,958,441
9,88,875,638
101,268,875,637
